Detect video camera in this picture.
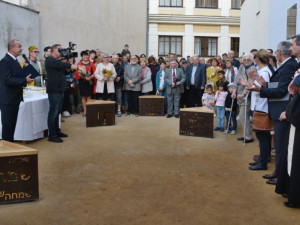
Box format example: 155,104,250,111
59,42,78,59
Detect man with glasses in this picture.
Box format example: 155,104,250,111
21,45,43,86
124,55,142,116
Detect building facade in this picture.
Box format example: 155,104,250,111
240,0,300,55
148,0,241,58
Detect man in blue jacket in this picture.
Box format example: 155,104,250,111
185,55,206,107
0,39,34,142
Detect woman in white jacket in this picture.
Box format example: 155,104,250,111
94,54,117,100
140,58,153,95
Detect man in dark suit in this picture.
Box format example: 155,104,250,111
185,55,206,107
0,39,34,142
248,41,298,185
223,50,240,70
164,60,186,118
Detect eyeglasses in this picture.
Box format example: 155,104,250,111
243,58,252,62
32,51,39,53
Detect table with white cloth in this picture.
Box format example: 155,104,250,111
0,89,49,141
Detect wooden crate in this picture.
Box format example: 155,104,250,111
179,107,214,138
139,96,165,116
0,141,39,204
86,100,115,127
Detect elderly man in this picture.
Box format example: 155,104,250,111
165,60,186,118
124,55,142,116
248,41,298,185
223,50,240,69
185,55,206,107
0,39,34,142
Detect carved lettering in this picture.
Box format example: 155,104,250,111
0,173,7,182
0,191,4,198
8,157,30,164
0,191,32,201
5,193,11,200
18,192,25,199
20,172,31,181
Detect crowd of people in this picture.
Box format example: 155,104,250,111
0,36,300,208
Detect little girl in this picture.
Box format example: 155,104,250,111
202,84,215,110
214,82,228,132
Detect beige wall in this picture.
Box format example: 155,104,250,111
28,0,147,56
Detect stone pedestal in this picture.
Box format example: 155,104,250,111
0,141,39,204
139,96,165,116
86,100,115,127
179,107,214,138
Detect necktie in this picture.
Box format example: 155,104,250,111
172,69,175,83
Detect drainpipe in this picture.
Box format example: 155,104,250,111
146,0,149,57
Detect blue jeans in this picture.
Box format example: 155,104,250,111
48,93,64,138
225,111,237,131
216,106,225,128
159,90,168,114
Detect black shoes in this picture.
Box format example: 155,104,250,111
249,161,259,166
57,132,68,138
237,137,254,143
237,137,244,141
175,115,179,118
166,114,172,118
48,137,63,143
284,202,300,208
249,163,267,170
266,178,278,185
263,173,278,179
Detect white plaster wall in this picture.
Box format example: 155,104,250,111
184,24,194,57
149,0,158,14
0,1,39,60
184,0,194,16
148,23,158,57
219,0,231,17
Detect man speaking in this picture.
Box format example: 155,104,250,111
45,44,84,143
0,39,34,142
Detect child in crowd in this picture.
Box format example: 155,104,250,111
216,70,229,91
214,82,228,132
202,84,215,110
224,83,238,135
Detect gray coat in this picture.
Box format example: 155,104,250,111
124,64,142,91
140,67,153,93
164,68,186,94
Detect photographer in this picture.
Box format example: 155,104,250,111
45,44,85,143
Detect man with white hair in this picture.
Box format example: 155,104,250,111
185,55,206,107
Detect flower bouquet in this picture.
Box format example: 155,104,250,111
102,68,113,82
79,69,93,85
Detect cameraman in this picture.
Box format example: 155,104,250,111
45,44,84,143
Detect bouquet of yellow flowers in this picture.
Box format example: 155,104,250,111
79,69,93,85
102,68,113,81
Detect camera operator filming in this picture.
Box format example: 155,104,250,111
45,43,85,143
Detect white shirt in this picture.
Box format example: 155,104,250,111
191,65,197,85
159,70,165,89
7,52,17,61
251,66,272,113
225,66,238,83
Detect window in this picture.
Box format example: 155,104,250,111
195,0,218,9
287,4,297,39
159,36,182,56
231,0,242,9
159,0,183,7
195,37,218,57
231,38,240,58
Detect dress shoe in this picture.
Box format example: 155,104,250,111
214,127,220,131
284,202,300,208
48,137,63,143
249,163,267,170
282,194,289,198
175,115,179,118
266,178,277,185
244,139,254,143
249,161,259,166
237,137,244,141
166,114,172,118
263,173,278,179
57,132,68,138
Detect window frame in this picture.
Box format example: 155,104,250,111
194,36,218,57
159,0,183,7
231,0,242,10
195,0,218,9
231,37,240,58
158,35,183,57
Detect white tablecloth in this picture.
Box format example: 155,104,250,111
0,95,49,141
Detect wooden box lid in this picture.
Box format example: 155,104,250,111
0,141,38,157
87,100,115,105
180,107,214,113
139,96,164,99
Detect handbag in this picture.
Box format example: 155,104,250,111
252,111,274,131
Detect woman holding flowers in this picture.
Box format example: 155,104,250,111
206,57,222,94
94,54,117,100
76,51,96,117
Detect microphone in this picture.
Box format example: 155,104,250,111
22,54,30,65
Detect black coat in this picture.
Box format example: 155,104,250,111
260,57,298,121
276,93,300,204
45,56,71,93
114,63,124,88
185,64,206,89
0,53,26,104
